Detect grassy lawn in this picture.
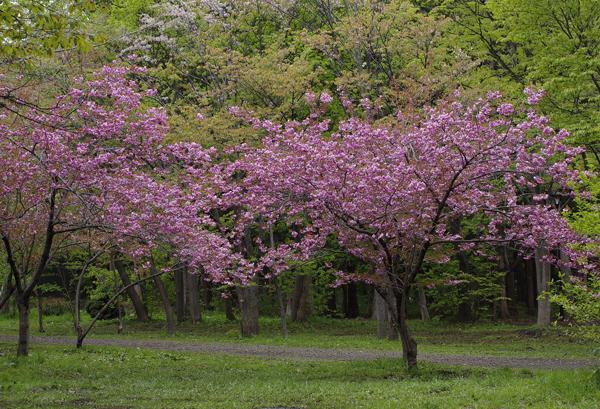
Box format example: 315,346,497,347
1,310,599,408
0,342,599,409
0,309,595,360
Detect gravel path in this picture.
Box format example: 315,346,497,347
0,334,595,370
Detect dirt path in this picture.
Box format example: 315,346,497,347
0,334,595,370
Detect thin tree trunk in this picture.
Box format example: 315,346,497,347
375,289,387,339
113,258,123,335
290,274,304,321
498,277,511,320
296,275,311,322
272,275,288,339
149,262,176,335
250,276,259,335
174,266,185,323
187,270,201,324
114,259,149,321
535,246,552,327
386,288,398,341
203,279,213,310
418,286,430,322
77,269,165,347
269,225,287,338
497,258,510,320
559,246,572,321
527,258,537,316
36,292,44,333
286,295,292,317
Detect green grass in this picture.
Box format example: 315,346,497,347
0,343,599,408
0,309,595,360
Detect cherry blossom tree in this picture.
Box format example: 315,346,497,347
233,89,587,369
0,63,238,356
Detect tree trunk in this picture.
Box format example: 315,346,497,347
113,260,123,335
16,296,30,357
535,246,552,327
526,258,537,316
386,288,399,341
375,289,387,339
203,278,213,310
418,287,430,322
237,283,252,337
346,282,359,319
174,266,185,323
249,276,259,335
0,288,9,314
327,288,337,315
114,260,149,321
286,295,292,317
296,275,311,322
272,275,288,339
559,246,572,321
224,296,235,321
187,271,201,324
149,262,176,335
498,275,511,320
36,292,44,333
398,290,417,370
290,274,305,321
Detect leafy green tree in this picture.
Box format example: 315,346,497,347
449,0,600,150
0,0,105,66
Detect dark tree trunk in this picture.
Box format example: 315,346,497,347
456,252,472,322
272,275,288,339
114,260,149,321
346,282,359,319
187,270,201,324
497,255,511,320
250,277,259,335
224,296,236,321
341,284,348,317
237,283,252,337
386,288,399,341
36,292,44,333
326,288,337,315
398,289,417,370
290,274,305,321
202,278,213,310
149,262,176,335
505,268,517,313
498,275,511,320
174,266,185,323
526,258,537,316
16,296,30,356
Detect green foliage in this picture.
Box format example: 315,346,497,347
549,274,600,343
551,173,600,344
0,0,107,67
41,301,71,317
422,257,505,320
84,298,120,320
449,0,600,147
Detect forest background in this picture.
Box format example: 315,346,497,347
1,0,600,370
